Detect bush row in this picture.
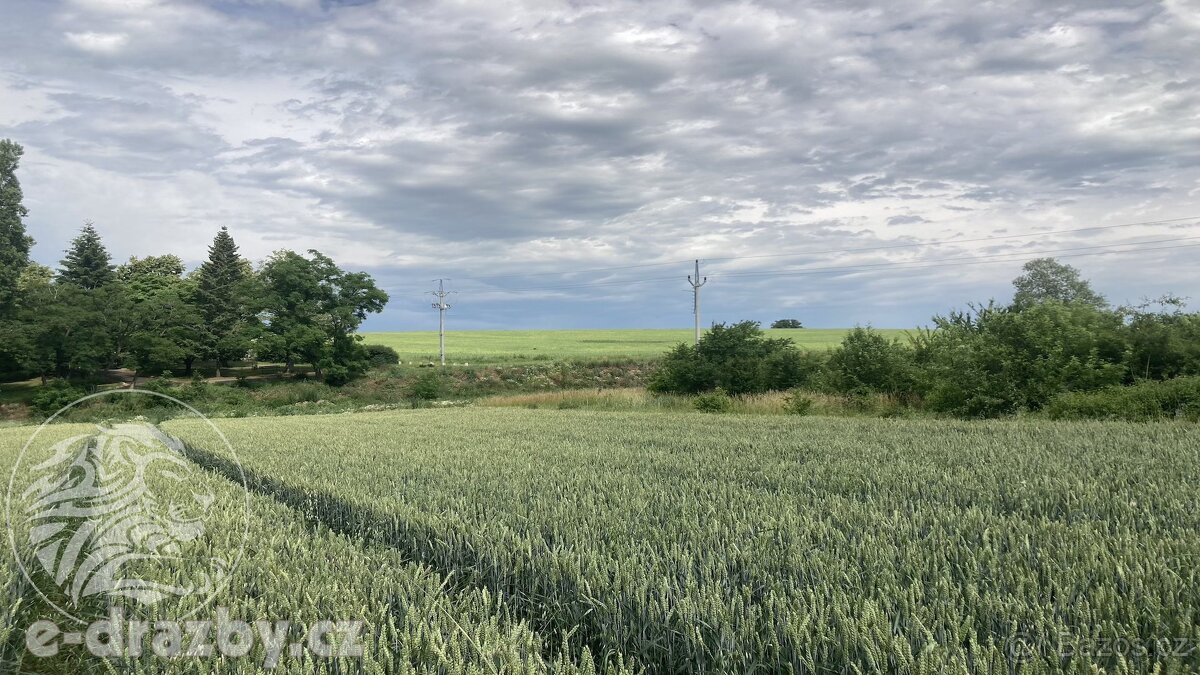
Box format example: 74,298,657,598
651,299,1200,419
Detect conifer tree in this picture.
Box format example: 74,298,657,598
58,222,115,290
194,227,253,374
0,139,33,317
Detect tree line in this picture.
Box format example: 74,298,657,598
0,139,388,386
652,257,1200,418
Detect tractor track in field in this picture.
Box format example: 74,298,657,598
180,440,642,675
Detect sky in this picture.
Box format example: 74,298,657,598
1,0,1198,331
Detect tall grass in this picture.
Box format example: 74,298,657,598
479,386,913,416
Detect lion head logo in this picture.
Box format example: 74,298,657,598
19,422,228,608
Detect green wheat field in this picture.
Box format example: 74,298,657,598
361,328,912,364
3,411,1196,673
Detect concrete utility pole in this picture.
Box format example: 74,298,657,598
430,279,454,366
687,259,707,345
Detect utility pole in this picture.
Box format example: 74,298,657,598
429,279,454,366
687,259,706,345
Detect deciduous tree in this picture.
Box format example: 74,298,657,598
257,249,387,382
1011,257,1106,309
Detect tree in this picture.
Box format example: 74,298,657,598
0,139,34,318
22,282,116,381
256,249,388,382
193,227,255,375
770,319,803,329
58,222,115,289
0,264,52,377
1011,258,1106,310
117,254,185,303
128,285,207,379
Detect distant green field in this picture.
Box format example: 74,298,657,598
360,328,911,364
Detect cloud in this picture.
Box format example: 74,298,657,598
64,31,129,53
1,0,1198,330
887,215,929,226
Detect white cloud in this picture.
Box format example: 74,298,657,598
64,30,129,53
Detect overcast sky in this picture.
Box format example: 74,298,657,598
2,0,1198,331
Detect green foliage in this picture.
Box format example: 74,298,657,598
762,344,828,388
1011,257,1106,310
138,374,176,395
692,387,732,412
128,285,206,375
770,318,803,328
1121,295,1200,380
913,301,1127,416
0,139,33,319
30,379,86,415
407,370,443,405
116,254,185,303
819,326,915,396
783,390,815,415
31,284,123,377
364,343,400,367
194,227,255,372
57,222,115,290
256,249,388,384
320,363,356,387
1044,376,1200,422
649,321,810,395
254,380,334,405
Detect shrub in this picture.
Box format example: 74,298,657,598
1121,297,1200,380
365,344,401,368
322,364,356,387
818,327,916,396
692,388,732,413
407,371,443,406
140,375,176,395
177,373,209,401
762,348,827,391
650,321,809,395
911,301,1127,417
31,380,87,416
1044,376,1200,422
783,391,815,415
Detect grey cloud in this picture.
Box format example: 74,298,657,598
1,0,1198,329
887,215,928,226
